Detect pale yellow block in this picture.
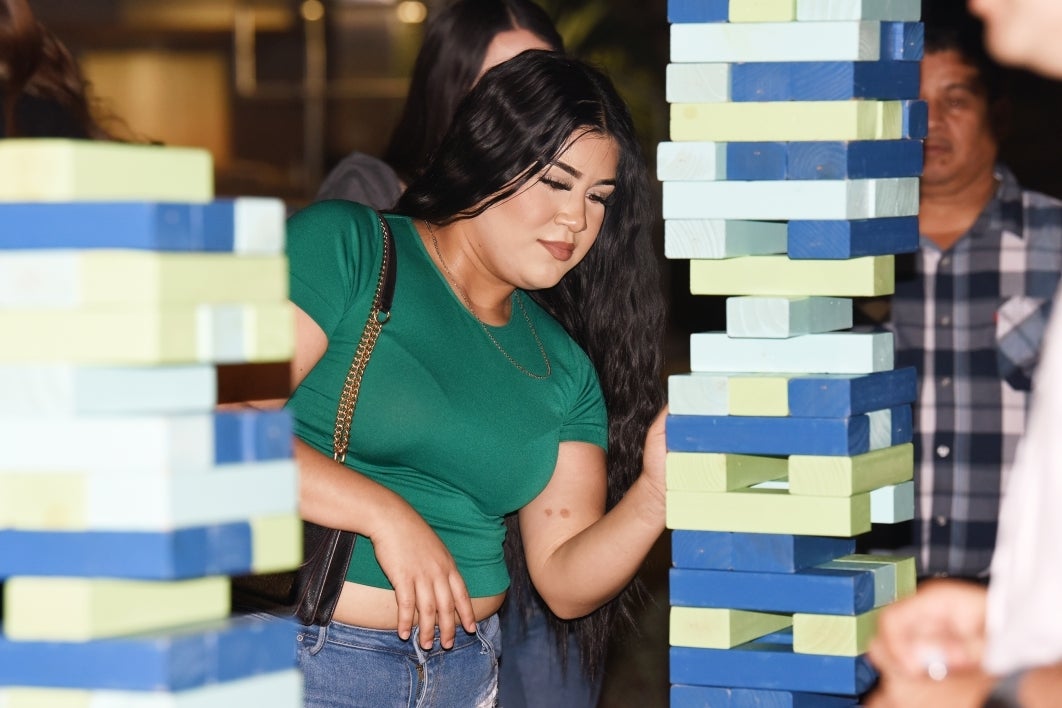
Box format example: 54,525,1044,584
251,514,303,572
793,608,880,656
4,576,230,641
0,139,213,202
0,473,86,528
730,0,797,21
670,606,793,649
691,256,894,297
666,487,871,537
788,443,914,497
846,553,917,598
246,301,296,362
666,452,787,492
671,101,903,142
728,375,790,416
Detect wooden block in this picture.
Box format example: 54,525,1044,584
670,101,905,142
819,555,900,608
667,63,731,103
729,0,797,22
727,375,790,416
788,367,917,416
0,139,212,203
870,480,915,523
793,608,881,656
0,671,304,708
0,199,285,254
657,141,727,181
666,178,917,220
903,99,929,138
214,409,294,464
797,0,921,21
671,566,876,614
727,296,853,338
0,251,287,308
846,553,916,597
0,364,216,416
672,531,856,572
670,21,881,63
667,413,881,456
730,61,920,102
787,216,919,259
665,220,787,259
883,21,924,61
727,142,790,180
250,514,303,573
789,443,913,497
0,302,294,364
787,140,923,180
690,255,894,296
668,373,729,415
671,529,734,569
669,0,729,22
0,614,296,690
0,462,298,531
667,487,871,536
667,452,787,492
4,576,230,641
670,640,876,695
671,685,858,708
691,331,894,374
671,606,793,649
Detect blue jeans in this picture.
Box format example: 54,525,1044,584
297,614,501,708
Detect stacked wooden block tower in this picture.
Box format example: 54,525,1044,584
662,1,925,704
0,139,303,705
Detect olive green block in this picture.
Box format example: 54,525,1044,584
728,375,790,416
670,606,793,649
793,608,881,656
251,514,303,573
666,452,787,492
667,487,871,537
788,443,913,496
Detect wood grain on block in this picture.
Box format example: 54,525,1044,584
729,0,797,22
667,487,871,537
727,296,853,338
668,0,729,22
690,331,894,374
668,373,729,415
0,251,287,308
670,21,880,63
883,21,924,61
870,480,915,523
796,0,921,20
670,101,904,142
0,139,212,203
792,608,881,656
731,61,920,102
670,566,876,615
665,219,787,259
671,607,793,649
657,141,727,181
666,451,787,492
666,63,731,103
0,614,296,690
787,216,919,259
819,556,899,608
727,375,790,416
787,140,923,180
690,256,894,296
789,443,913,497
727,142,790,180
666,178,917,220
3,576,230,641
671,686,859,708
0,198,285,253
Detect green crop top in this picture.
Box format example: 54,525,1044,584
285,200,608,597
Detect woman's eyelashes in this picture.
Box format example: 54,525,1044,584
541,175,614,206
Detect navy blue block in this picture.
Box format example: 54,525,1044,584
0,201,242,251
667,414,871,456
787,216,919,259
788,368,918,417
890,404,913,445
727,142,789,180
732,62,920,101
669,0,728,22
672,685,859,708
882,21,924,61
787,140,922,180
670,567,876,615
0,523,254,580
904,99,929,138
672,531,855,573
731,64,798,102
671,530,733,570
214,409,293,464
0,615,297,690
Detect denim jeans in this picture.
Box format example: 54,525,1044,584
297,614,501,708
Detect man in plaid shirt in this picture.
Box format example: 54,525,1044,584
870,15,1062,582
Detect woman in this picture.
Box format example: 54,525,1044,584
287,50,666,707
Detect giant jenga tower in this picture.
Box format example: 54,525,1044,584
662,1,925,704
0,139,303,705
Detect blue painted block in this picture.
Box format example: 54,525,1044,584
671,640,876,695
214,409,293,464
882,21,924,61
787,140,922,180
903,99,929,138
672,531,856,573
0,615,297,690
669,0,728,22
667,414,871,456
788,368,918,417
0,523,254,579
733,62,920,102
731,64,796,102
788,216,919,259
890,404,913,444
727,142,789,180
670,566,875,615
671,530,733,570
672,685,859,708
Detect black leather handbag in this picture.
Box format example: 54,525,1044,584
232,211,396,626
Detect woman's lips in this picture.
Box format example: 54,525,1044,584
540,240,575,261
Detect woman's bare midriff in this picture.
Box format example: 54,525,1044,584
331,581,506,629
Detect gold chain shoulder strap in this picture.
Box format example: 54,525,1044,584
332,212,395,462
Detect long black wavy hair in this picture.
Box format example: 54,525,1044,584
397,49,666,676
382,0,564,185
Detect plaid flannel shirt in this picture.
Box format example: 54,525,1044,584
888,164,1062,579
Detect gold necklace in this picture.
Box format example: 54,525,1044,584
425,221,552,380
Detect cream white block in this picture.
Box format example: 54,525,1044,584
867,408,892,449
663,179,919,220
665,220,788,259
726,297,853,338
671,21,880,62
870,480,915,523
657,142,727,181
233,197,287,254
669,374,730,416
0,365,216,417
690,331,894,374
667,63,731,103
796,0,921,21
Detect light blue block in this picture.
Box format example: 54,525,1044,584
788,216,919,259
